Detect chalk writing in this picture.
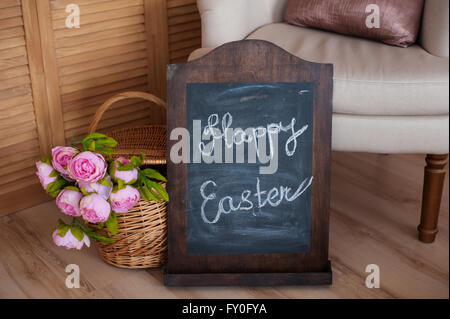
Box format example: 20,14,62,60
200,176,313,224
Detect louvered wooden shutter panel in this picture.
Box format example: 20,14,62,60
0,0,49,214
0,0,202,215
49,0,163,143
167,0,201,63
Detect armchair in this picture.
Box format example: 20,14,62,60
189,0,449,242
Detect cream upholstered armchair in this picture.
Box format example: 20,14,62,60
188,0,449,243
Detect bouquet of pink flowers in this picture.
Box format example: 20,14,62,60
36,133,169,250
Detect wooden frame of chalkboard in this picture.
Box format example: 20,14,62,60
165,40,333,286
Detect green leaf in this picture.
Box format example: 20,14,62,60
105,211,118,235
49,170,59,178
139,186,159,203
87,231,115,244
147,188,162,202
81,141,89,152
97,222,105,229
139,152,146,162
117,178,125,190
141,168,167,182
95,137,117,147
70,226,85,241
80,133,117,157
65,186,80,192
46,177,68,194
108,163,116,177
50,218,66,236
139,187,149,202
117,163,135,171
98,148,114,155
48,189,62,198
140,184,161,202
75,219,115,244
52,219,68,235
147,180,169,202
144,179,162,201
82,132,108,142
97,178,112,187
57,225,69,238
130,156,142,168
41,156,52,165
88,140,96,151
80,187,89,196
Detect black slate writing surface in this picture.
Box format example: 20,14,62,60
186,82,314,254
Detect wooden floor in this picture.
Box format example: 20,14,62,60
0,153,448,298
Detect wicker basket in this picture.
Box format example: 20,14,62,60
88,91,168,269
94,192,167,269
88,91,167,165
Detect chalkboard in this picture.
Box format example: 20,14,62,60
186,82,314,254
165,40,333,286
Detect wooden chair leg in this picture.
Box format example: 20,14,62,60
418,154,448,243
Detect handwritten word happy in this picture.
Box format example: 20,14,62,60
170,112,309,174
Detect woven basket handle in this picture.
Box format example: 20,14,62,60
88,91,167,134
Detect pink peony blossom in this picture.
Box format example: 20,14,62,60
68,151,107,183
109,185,140,213
78,176,112,200
56,189,83,217
80,193,111,223
51,146,78,180
110,157,138,184
52,228,90,250
36,161,57,190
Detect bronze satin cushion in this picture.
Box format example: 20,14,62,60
284,0,424,47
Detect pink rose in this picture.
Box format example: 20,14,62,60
36,161,57,190
52,228,90,250
68,151,107,183
109,185,140,213
52,146,78,180
78,176,112,199
56,189,83,217
110,157,138,184
80,193,111,223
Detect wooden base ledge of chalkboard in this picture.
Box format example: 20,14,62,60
164,261,332,286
